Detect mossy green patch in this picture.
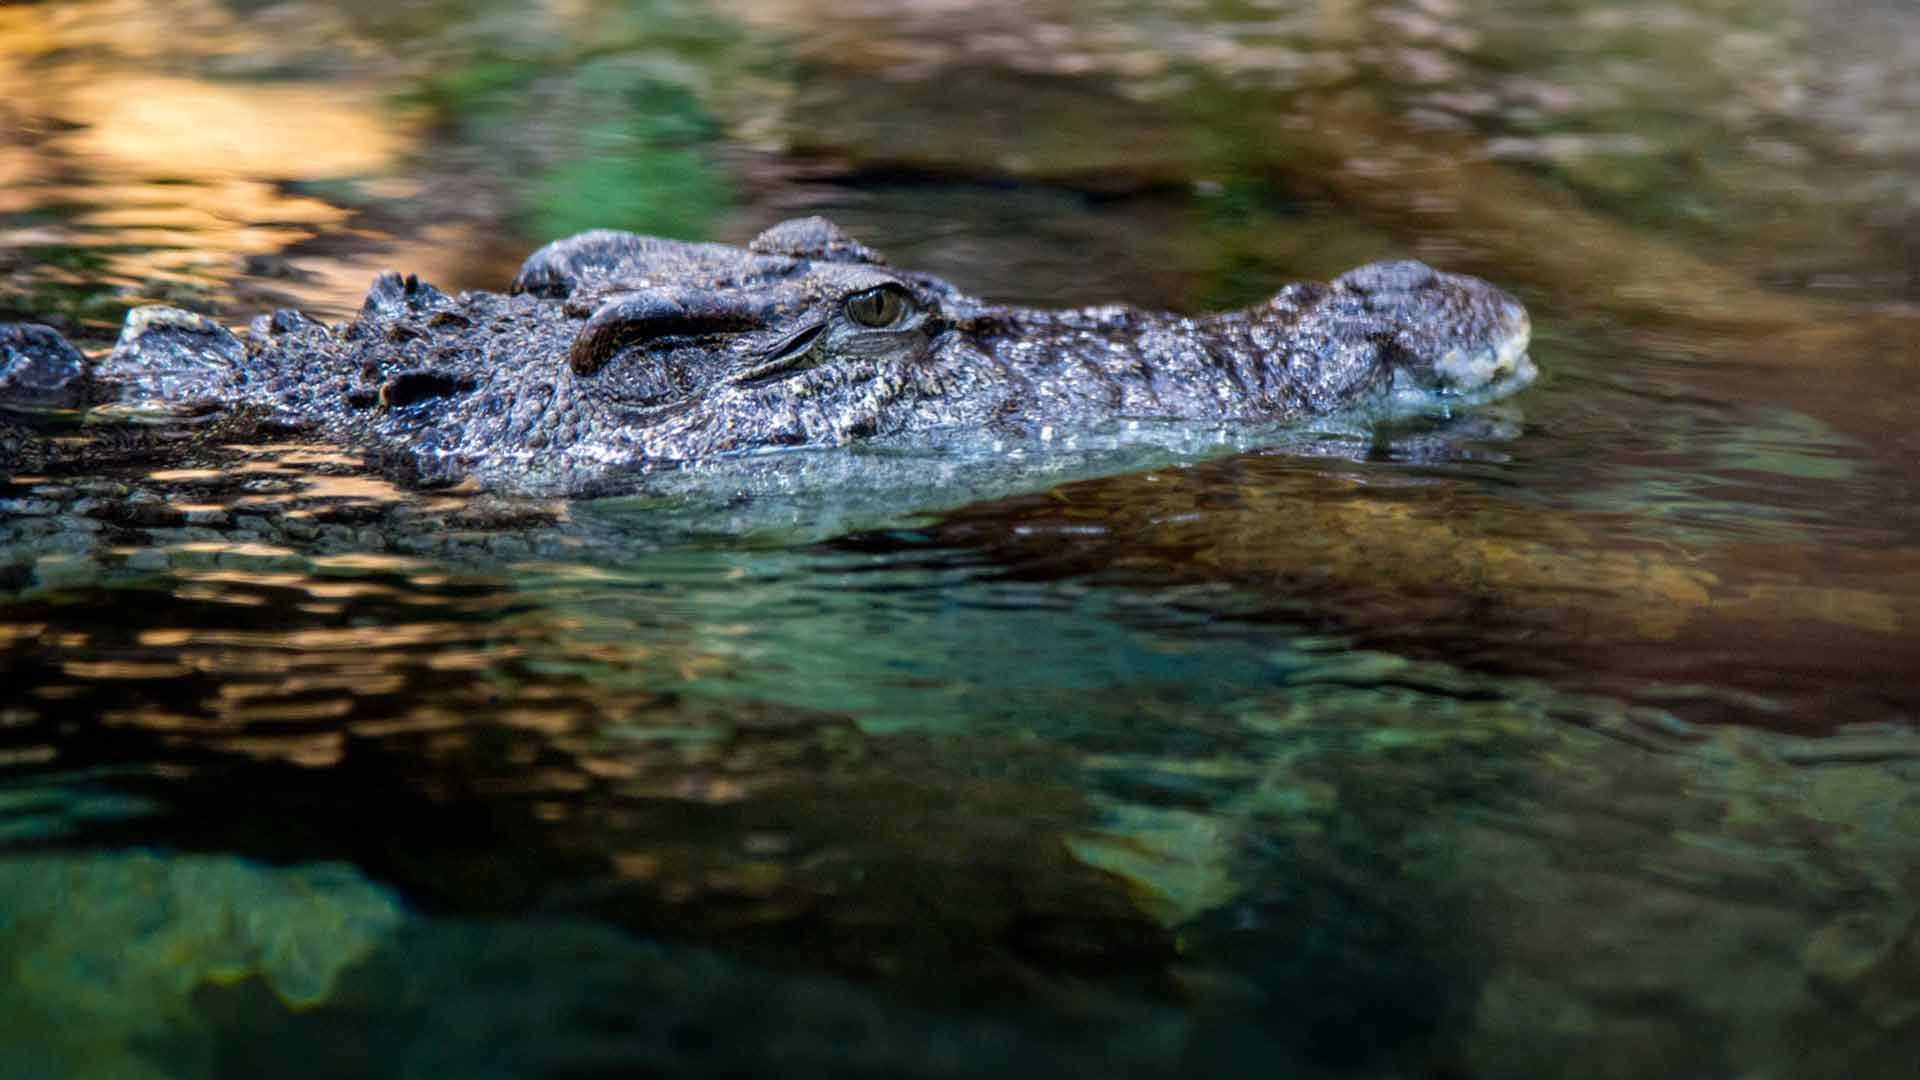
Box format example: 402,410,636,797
0,852,403,1078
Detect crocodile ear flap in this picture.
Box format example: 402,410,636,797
748,217,886,265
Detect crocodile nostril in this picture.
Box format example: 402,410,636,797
378,369,474,408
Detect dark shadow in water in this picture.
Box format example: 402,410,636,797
831,450,1920,734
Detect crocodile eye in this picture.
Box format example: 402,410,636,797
845,286,913,328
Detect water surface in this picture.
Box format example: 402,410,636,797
3,1,1918,1077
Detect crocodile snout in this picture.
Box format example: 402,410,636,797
1334,260,1535,400
1424,297,1533,394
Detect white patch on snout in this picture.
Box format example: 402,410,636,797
1384,311,1536,414
1433,346,1497,389
1434,311,1532,391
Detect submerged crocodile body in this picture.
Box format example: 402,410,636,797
0,218,1533,494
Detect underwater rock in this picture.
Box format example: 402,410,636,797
0,852,403,1077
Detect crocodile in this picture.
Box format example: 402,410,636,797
0,217,1533,495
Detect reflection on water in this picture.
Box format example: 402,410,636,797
5,510,1919,1076
4,0,1920,1076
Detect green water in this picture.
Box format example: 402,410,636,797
3,1,1919,1076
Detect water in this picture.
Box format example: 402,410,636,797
3,1,1919,1076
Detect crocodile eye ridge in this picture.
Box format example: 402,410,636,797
845,285,912,328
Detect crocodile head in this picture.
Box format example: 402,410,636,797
511,216,987,458
60,217,1532,494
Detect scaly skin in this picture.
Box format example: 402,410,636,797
0,217,1532,494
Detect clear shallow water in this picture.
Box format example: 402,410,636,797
3,1,1920,1077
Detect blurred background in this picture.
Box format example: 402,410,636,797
3,0,1914,337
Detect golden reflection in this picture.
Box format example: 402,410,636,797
216,673,408,699
528,770,591,794
0,746,57,767
1725,585,1902,635
210,732,345,768
349,712,468,738
172,584,268,607
499,708,586,737
61,77,402,181
425,646,526,672
275,656,425,678
701,862,789,898
310,554,430,574
210,699,356,724
612,852,663,879
173,573,412,604
668,777,751,804
26,0,335,63
560,642,658,665
166,541,299,559
0,0,517,323
181,572,328,592
101,709,209,731
58,660,193,680
136,634,426,662
227,446,366,468
578,756,646,781
391,592,456,608
294,475,415,505
676,656,731,681
0,623,50,646
273,625,464,651
298,581,401,600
